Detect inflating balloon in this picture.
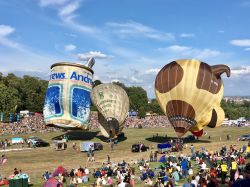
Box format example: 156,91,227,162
155,59,230,137
43,58,95,129
91,83,129,138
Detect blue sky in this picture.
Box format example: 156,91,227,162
0,0,250,98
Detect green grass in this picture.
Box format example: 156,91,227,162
0,126,249,186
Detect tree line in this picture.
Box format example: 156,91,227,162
0,73,249,121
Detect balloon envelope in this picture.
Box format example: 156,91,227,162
155,59,230,137
91,83,129,138
43,62,94,129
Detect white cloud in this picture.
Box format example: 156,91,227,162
64,44,76,51
39,0,98,35
231,66,250,76
56,1,99,35
230,39,250,47
179,33,195,38
145,68,160,75
59,0,80,17
159,45,192,52
106,21,175,41
195,49,221,59
78,51,112,60
39,0,69,7
158,45,221,59
0,25,15,36
0,25,21,49
131,76,143,83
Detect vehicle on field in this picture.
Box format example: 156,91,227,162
184,135,196,142
157,143,172,153
27,137,50,147
239,134,250,141
80,142,103,152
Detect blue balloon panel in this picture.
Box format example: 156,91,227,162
44,84,63,118
71,87,90,123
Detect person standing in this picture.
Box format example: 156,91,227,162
230,158,238,180
149,151,153,162
91,151,95,162
154,151,158,162
220,161,228,184
107,155,111,164
190,144,195,158
181,158,188,179
110,139,114,151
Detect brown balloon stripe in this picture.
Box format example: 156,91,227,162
155,61,184,93
207,109,218,128
166,100,196,119
196,62,222,94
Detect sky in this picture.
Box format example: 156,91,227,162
0,0,250,98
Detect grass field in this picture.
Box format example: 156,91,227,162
0,126,249,186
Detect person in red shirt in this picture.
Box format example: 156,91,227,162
239,156,245,165
210,167,217,178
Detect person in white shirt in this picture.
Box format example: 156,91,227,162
201,162,207,170
191,176,198,187
96,176,102,187
188,168,193,175
118,180,126,187
195,173,200,183
77,177,82,183
84,167,89,175
196,157,199,164
101,176,107,185
175,165,181,172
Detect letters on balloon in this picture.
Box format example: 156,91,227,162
43,62,94,129
91,83,129,138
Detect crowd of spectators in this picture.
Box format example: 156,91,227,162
0,115,60,136
0,112,246,136
40,142,250,187
124,116,171,129
89,112,171,129
138,143,250,187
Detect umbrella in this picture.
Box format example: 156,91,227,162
43,178,61,187
52,166,67,177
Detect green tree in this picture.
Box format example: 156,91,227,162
20,76,48,112
126,86,148,118
93,80,102,87
0,83,21,121
148,99,164,115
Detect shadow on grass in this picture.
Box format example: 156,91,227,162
52,130,99,140
145,136,211,143
96,135,128,143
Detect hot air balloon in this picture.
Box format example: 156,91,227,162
91,83,129,138
43,58,95,129
155,59,230,137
